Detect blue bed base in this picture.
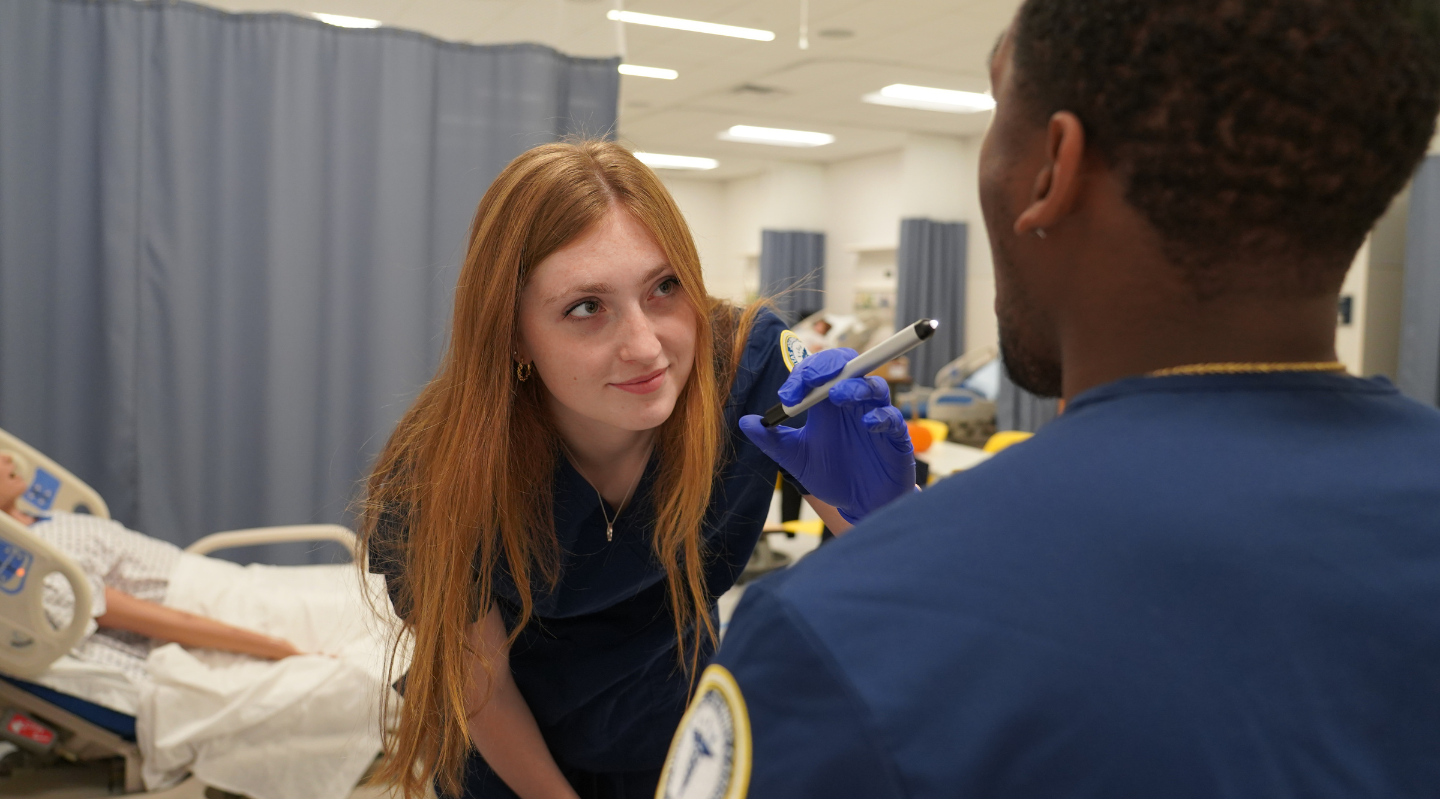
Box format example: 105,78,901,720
0,675,136,741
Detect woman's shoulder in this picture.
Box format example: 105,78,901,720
747,306,789,339
735,307,792,369
726,306,795,413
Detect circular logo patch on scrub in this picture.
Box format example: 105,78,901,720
779,330,810,373
656,664,752,799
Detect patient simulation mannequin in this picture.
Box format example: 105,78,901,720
1,452,302,676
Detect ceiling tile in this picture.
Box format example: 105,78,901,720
187,0,1022,164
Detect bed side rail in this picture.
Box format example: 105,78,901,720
0,427,110,520
185,524,359,562
0,513,94,680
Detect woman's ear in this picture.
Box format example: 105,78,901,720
1014,111,1087,236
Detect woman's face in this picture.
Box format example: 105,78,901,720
517,207,697,438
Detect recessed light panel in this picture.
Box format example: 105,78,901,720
311,12,381,28
863,84,996,114
634,152,720,170
718,125,835,147
606,10,775,42
619,64,679,80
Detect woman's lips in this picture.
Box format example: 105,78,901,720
612,368,666,395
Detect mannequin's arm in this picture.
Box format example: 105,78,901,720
95,587,302,660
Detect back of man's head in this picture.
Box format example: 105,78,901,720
1011,0,1440,298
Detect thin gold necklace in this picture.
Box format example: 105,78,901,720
1149,361,1347,377
559,440,648,542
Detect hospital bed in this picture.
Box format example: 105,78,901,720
0,426,380,795
894,345,1001,446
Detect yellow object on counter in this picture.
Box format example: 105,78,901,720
761,519,826,536
913,419,949,445
983,431,1034,454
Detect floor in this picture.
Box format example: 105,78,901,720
5,763,423,799
8,491,820,798
717,490,824,632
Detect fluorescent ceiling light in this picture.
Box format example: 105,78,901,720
618,64,679,80
606,10,775,42
311,12,381,28
634,152,719,171
863,84,996,114
718,125,835,147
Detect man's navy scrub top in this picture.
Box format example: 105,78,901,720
686,372,1440,798
372,309,799,773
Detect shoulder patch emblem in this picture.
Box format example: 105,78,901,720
779,330,810,373
656,664,752,799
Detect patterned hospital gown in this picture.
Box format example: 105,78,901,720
32,512,182,680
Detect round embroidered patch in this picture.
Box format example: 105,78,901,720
656,665,752,799
779,330,810,373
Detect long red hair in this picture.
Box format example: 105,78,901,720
360,141,762,798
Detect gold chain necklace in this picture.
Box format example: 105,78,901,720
559,440,647,542
1149,361,1347,378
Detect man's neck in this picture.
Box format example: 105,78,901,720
1058,289,1342,400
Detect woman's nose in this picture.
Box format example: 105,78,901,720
616,309,663,363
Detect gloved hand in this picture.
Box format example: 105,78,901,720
740,348,916,524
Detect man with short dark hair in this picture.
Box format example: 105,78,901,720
655,1,1440,796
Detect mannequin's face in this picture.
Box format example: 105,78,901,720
0,453,28,512
517,207,697,439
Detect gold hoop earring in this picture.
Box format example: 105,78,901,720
516,361,532,382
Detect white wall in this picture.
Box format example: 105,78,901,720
1364,190,1411,378
901,134,969,220
1335,240,1371,374
1336,187,1412,377
962,139,998,354
661,127,1430,375
658,175,728,297
662,164,830,304
655,136,999,353
825,151,903,314
721,173,766,303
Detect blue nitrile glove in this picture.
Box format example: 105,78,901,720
740,348,916,524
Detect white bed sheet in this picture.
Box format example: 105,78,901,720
32,653,143,715
140,553,406,799
28,553,407,799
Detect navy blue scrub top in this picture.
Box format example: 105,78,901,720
711,372,1440,798
373,309,798,773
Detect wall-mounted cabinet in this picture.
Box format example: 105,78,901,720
848,243,898,310
742,251,760,303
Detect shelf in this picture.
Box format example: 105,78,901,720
845,242,898,254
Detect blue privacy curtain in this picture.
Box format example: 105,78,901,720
759,230,825,323
0,0,619,562
896,218,967,387
1400,155,1440,407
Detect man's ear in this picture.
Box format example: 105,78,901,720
1014,112,1086,236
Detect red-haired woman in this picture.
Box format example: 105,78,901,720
362,141,916,799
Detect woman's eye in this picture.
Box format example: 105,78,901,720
568,300,601,319
654,278,679,297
